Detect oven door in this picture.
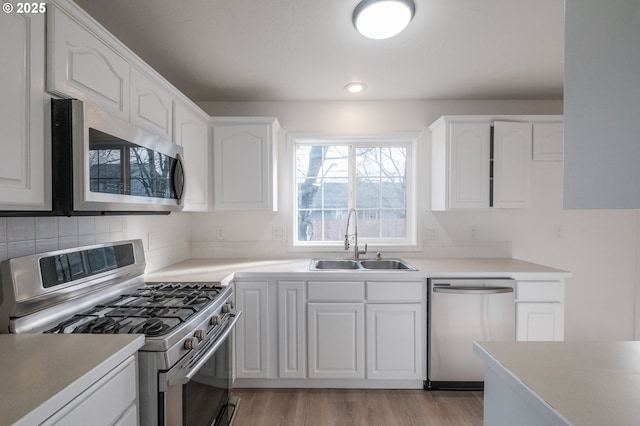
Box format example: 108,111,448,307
159,312,241,426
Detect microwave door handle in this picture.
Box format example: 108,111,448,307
433,286,514,294
167,311,242,387
174,153,186,206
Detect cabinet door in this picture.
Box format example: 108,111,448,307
173,102,209,211
235,282,270,378
130,68,173,139
533,122,564,161
516,302,563,341
449,122,491,209
307,303,365,379
48,6,130,118
278,281,305,378
366,304,422,380
493,121,532,208
212,119,278,211
0,11,47,210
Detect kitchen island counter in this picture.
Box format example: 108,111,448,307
145,257,569,283
0,334,144,426
474,341,640,425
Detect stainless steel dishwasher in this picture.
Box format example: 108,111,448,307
427,278,515,390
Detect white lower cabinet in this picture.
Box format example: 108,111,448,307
516,302,563,341
277,281,305,378
233,276,563,386
43,356,138,426
366,303,422,380
307,302,365,379
235,281,270,378
516,280,564,341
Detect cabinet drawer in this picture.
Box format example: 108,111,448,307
366,281,423,302
307,281,364,302
44,356,138,425
517,281,563,301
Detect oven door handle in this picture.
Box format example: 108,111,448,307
167,311,242,387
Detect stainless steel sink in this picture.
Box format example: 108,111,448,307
359,259,417,270
309,258,416,271
310,259,363,270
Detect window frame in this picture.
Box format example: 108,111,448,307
291,134,419,250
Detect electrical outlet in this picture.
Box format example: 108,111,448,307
425,228,439,240
148,232,158,249
272,226,285,240
216,227,225,240
554,225,563,239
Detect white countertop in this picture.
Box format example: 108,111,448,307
0,334,144,426
145,257,570,283
474,341,640,426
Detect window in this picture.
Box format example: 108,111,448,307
294,137,415,247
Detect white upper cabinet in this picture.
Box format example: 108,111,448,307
533,122,564,161
130,68,173,139
211,118,280,211
430,119,490,210
493,121,532,209
0,11,48,210
173,101,209,211
47,5,130,118
430,116,561,211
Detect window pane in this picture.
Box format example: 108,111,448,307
381,209,407,238
380,177,406,209
295,141,410,244
322,178,349,209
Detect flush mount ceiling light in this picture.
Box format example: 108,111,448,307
344,82,368,93
353,0,415,40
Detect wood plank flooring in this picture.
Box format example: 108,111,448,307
232,388,483,426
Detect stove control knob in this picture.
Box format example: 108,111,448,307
210,315,220,326
184,337,199,350
222,304,231,314
194,330,206,341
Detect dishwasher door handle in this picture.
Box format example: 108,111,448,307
433,286,514,294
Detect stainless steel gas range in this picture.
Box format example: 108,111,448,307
0,239,240,426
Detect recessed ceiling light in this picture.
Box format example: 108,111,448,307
344,82,368,93
353,0,415,40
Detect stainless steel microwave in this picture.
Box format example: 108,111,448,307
50,99,185,215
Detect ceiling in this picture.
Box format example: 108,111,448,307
74,0,565,103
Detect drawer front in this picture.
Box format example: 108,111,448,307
44,356,138,426
366,281,423,302
307,281,364,302
517,281,563,301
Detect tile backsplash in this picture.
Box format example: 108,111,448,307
0,216,126,262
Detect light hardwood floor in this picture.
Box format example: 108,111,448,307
232,388,483,426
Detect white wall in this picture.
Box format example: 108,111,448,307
196,99,637,341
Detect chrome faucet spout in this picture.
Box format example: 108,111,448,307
344,208,367,259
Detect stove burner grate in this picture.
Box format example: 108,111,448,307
43,282,227,337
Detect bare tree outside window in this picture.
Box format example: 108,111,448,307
295,140,411,245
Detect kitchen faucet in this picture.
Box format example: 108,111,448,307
344,208,367,259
